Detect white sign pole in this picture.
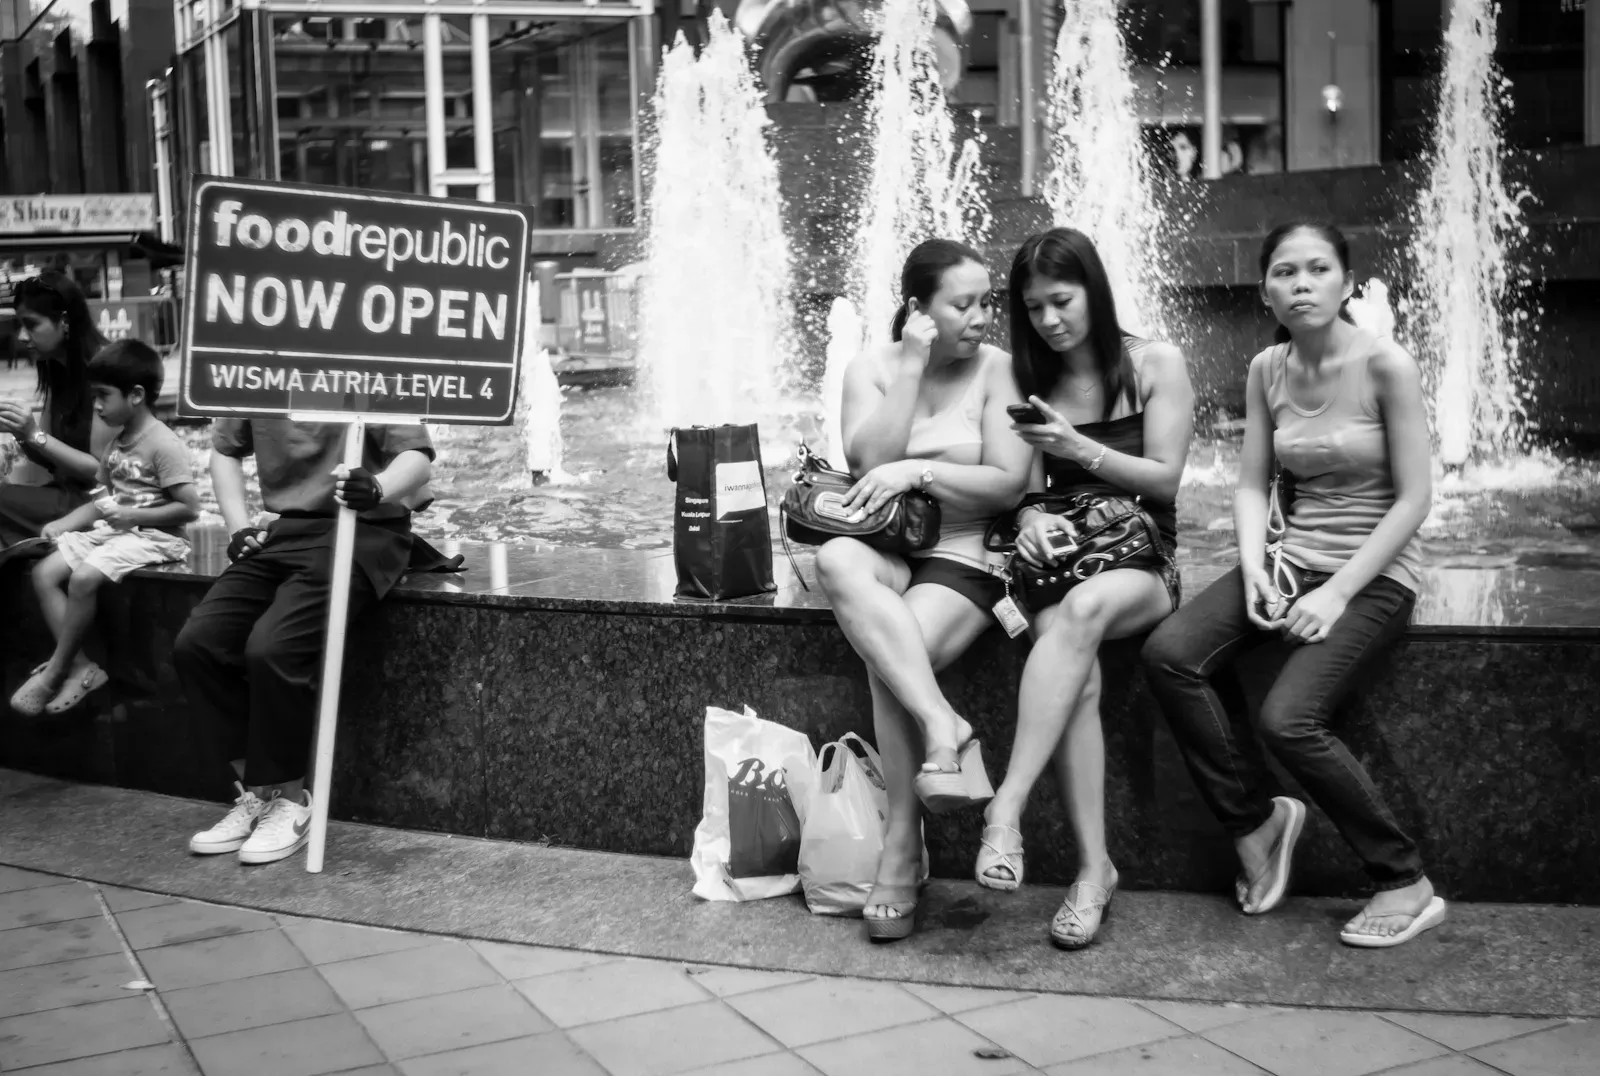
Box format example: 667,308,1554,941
305,417,366,874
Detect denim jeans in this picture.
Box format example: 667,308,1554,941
1141,566,1424,890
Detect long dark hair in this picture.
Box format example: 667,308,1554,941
1008,228,1137,421
889,238,985,341
12,272,105,449
1258,221,1357,344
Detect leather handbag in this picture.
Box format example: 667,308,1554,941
984,491,1168,612
779,444,941,587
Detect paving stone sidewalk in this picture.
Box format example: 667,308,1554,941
1,865,1592,1076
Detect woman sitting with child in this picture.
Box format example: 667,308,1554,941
975,228,1193,949
1142,221,1444,948
815,238,1031,942
0,272,113,550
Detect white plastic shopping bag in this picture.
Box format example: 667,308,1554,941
798,733,889,916
690,706,817,902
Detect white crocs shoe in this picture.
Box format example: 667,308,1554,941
190,783,267,855
238,790,313,865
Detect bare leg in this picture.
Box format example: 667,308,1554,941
858,582,994,923
866,673,925,895
37,561,104,688
32,553,71,642
1052,660,1115,886
981,570,1171,886
817,540,969,766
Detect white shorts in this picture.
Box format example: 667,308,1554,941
54,524,191,583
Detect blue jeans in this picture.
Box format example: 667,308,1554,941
1141,566,1425,891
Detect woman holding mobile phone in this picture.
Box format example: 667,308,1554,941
815,238,1032,942
1141,221,1443,948
975,228,1194,950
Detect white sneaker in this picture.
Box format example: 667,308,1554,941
189,783,266,854
238,790,313,865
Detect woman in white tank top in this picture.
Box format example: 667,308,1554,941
815,239,1033,942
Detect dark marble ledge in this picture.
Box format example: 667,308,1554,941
125,531,1600,634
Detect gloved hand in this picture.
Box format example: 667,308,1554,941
334,466,385,512
228,527,268,562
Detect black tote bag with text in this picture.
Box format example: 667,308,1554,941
667,425,776,600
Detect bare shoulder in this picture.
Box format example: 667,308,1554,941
978,343,1016,385
1131,339,1188,397
847,343,900,392
1366,337,1423,390
1246,344,1282,375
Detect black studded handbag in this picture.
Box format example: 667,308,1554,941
984,491,1168,612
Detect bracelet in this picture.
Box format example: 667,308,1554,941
1085,444,1108,472
371,475,386,504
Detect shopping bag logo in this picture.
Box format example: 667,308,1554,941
726,757,802,879
715,460,765,519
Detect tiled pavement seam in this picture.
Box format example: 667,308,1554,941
2,869,1594,1076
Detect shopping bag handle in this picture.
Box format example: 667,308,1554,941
666,429,679,482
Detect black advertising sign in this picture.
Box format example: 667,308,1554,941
178,177,531,425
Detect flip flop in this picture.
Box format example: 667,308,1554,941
44,663,108,714
975,824,1024,891
913,739,994,814
1340,896,1448,948
864,883,920,942
1238,796,1307,915
10,664,59,717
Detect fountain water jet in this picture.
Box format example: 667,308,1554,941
1040,0,1171,340
1404,0,1529,467
854,0,990,345
640,13,795,431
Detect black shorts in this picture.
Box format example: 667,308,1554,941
907,555,1006,614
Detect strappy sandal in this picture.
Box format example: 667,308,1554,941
975,824,1024,891
45,663,108,714
1051,869,1119,950
10,664,59,717
1237,796,1306,915
864,883,920,942
913,739,994,815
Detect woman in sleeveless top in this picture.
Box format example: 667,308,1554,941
973,228,1194,950
0,272,112,550
1142,222,1444,948
815,239,1032,942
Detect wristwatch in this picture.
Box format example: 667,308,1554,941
28,428,48,449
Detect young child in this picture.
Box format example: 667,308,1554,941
10,340,199,716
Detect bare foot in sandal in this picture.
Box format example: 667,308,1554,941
1340,878,1443,947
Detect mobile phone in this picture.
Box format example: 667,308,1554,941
1045,529,1078,555
1007,404,1046,425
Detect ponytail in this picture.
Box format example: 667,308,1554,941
890,304,909,342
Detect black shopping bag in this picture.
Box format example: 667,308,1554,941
667,424,776,600
727,757,803,879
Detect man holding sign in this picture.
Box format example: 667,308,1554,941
179,420,433,864
172,177,529,867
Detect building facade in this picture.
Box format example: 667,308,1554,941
0,0,175,308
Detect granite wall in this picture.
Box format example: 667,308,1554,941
3,566,1596,905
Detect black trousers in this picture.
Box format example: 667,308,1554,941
173,520,395,788
1141,566,1425,891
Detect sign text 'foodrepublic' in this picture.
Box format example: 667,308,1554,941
178,177,531,424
